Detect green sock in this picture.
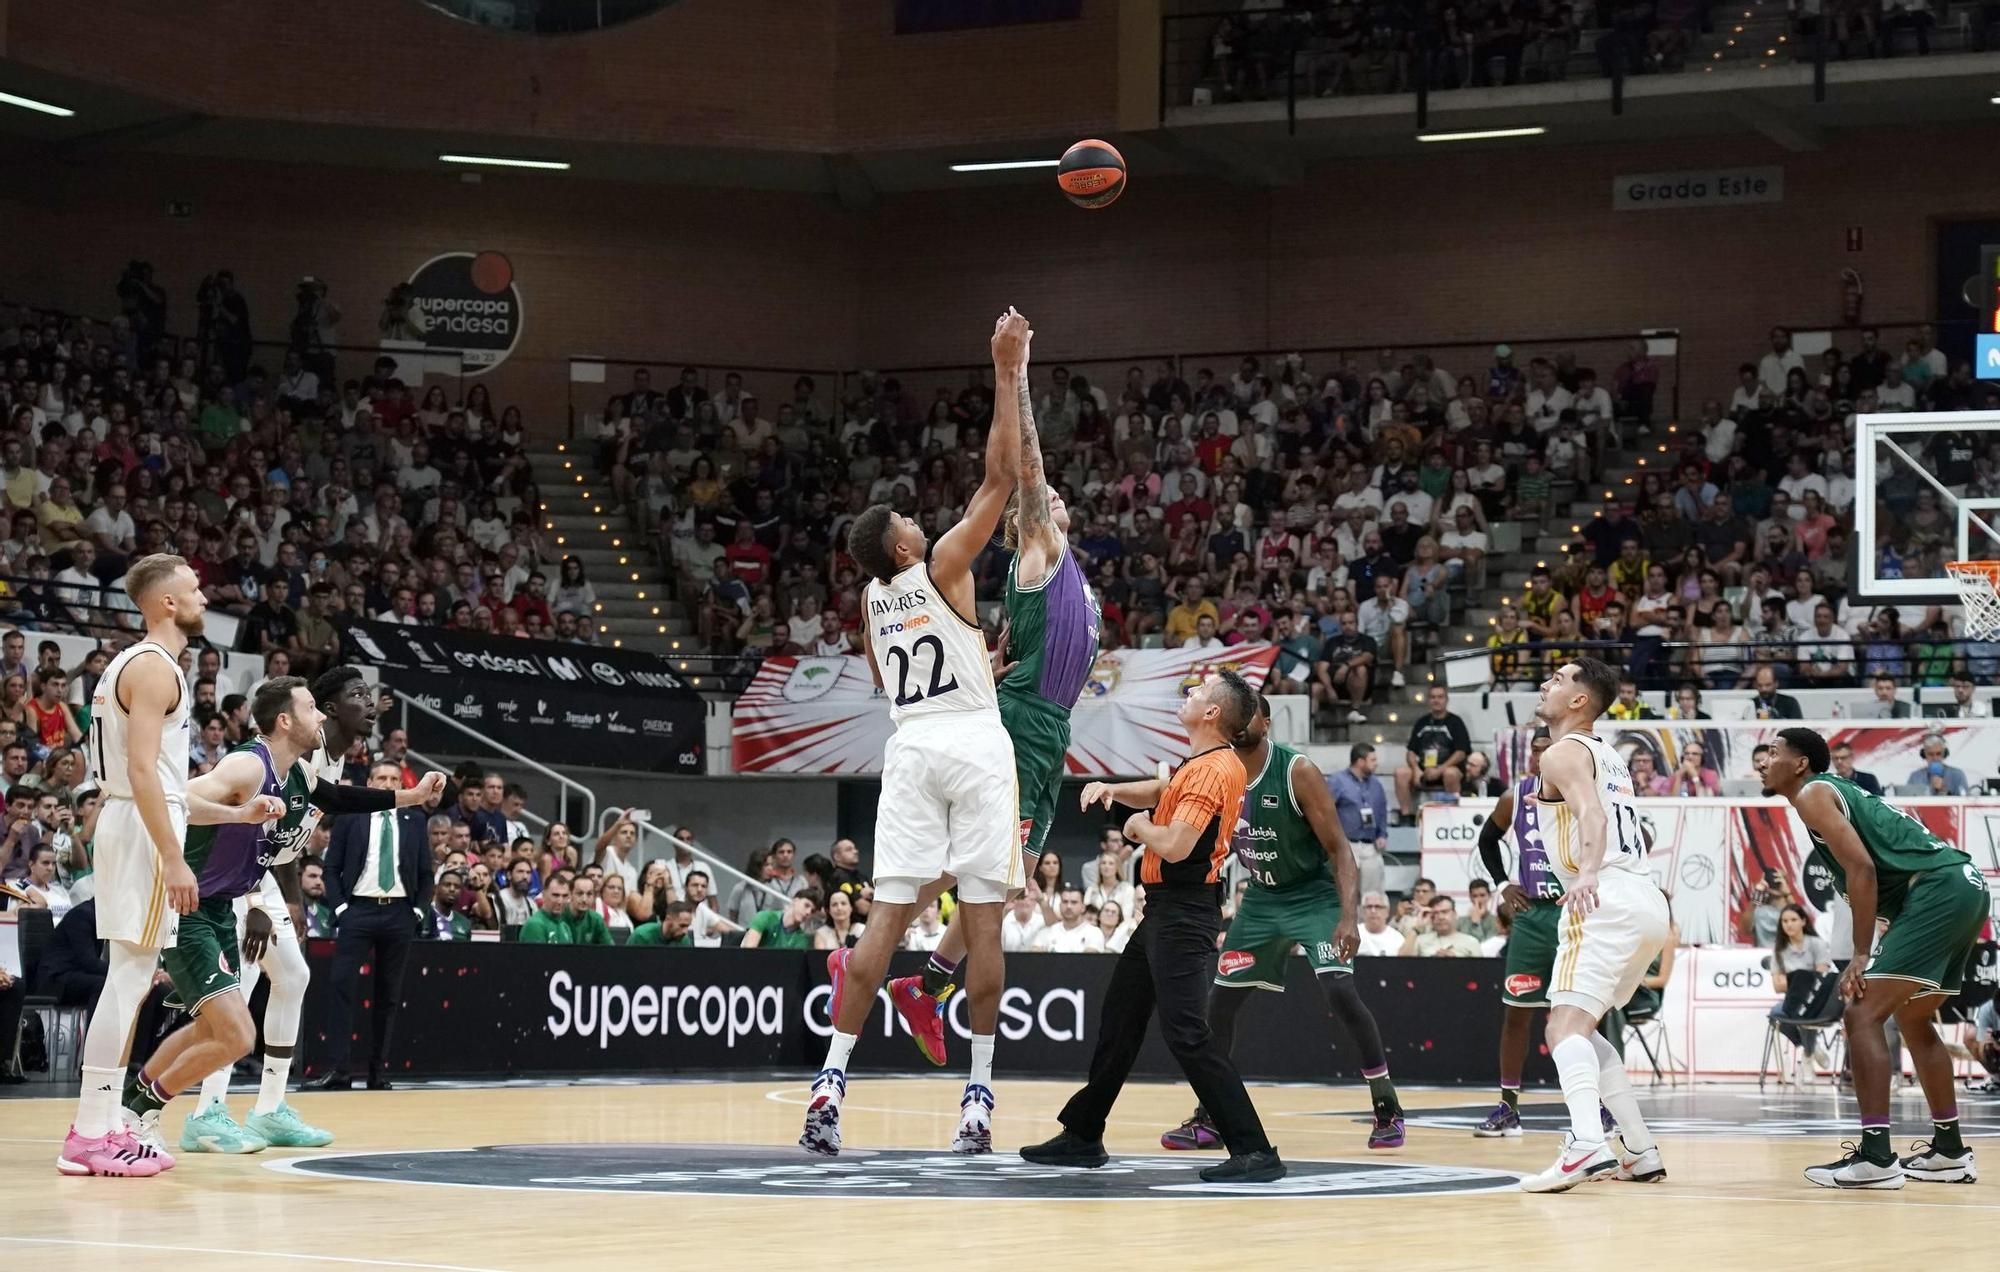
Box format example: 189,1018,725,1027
1932,1118,1964,1156
1860,1125,1894,1164
125,1070,169,1119
1367,1073,1400,1118
1500,1086,1520,1111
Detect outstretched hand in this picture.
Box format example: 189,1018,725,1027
1080,782,1116,811
992,308,1032,371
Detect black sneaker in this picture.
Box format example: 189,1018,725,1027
1018,1130,1109,1168
1198,1148,1287,1183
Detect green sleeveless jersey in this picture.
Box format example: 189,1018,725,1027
1230,742,1334,891
1802,772,1970,920
998,544,1099,713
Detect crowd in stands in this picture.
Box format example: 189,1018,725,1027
1181,0,1965,105
1484,324,2000,698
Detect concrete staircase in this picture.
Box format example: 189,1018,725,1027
531,446,691,653
1318,425,1662,745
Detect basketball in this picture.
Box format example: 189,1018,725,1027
1057,139,1126,209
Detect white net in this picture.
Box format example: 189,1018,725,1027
1946,562,2000,640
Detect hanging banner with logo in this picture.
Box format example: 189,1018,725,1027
731,644,1279,775
379,249,524,380
338,618,704,773
1421,797,2000,950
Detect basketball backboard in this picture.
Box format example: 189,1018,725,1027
1852,410,2000,606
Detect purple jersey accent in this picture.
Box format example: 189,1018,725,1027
1511,776,1561,901
195,741,282,900
1034,547,1100,709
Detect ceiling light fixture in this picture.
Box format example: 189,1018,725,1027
949,159,1062,172
438,153,570,170
0,90,75,118
1416,126,1547,143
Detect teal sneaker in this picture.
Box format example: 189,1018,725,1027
245,1102,334,1148
179,1103,268,1154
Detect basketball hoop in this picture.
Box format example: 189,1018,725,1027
1946,561,2000,639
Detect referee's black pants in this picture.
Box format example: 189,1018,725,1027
1057,884,1272,1156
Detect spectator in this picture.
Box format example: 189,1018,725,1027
16,844,72,918
1656,741,1720,797
593,874,635,936
1905,734,1969,795
1394,685,1469,821
300,858,336,937
1328,743,1390,896
1355,573,1410,688
1082,852,1133,917
1354,892,1404,957
519,874,611,944
1862,671,1915,719
421,868,472,941
1311,604,1377,725
1033,886,1106,952
1829,742,1883,797
682,870,743,946
1923,672,1989,720
1001,890,1047,952
741,888,821,949
1457,880,1497,942
727,848,776,927
1768,904,1836,1068
1747,665,1803,719
1096,899,1131,953
1461,751,1505,798
1395,878,1439,937
592,808,642,890
625,900,695,947
1401,896,1484,956
1740,869,1792,946
812,889,866,950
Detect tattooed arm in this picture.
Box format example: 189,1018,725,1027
1013,338,1059,588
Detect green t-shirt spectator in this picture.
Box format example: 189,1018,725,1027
628,920,691,947
519,909,613,945
197,401,241,453
747,909,813,949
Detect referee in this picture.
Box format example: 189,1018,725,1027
1020,670,1284,1184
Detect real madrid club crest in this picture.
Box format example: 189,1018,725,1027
1083,650,1121,699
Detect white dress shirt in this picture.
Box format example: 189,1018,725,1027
352,809,406,899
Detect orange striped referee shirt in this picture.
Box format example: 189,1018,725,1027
1139,744,1247,889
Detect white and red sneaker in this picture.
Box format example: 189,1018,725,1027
1520,1134,1618,1193
56,1126,165,1177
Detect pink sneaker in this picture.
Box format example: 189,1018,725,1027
887,976,948,1067
56,1126,165,1177
826,948,852,1024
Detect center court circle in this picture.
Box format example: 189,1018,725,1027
272,1144,1522,1199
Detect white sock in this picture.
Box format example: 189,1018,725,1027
256,1055,294,1116
75,1065,123,1139
1590,1033,1653,1153
822,1031,857,1078
196,1066,231,1114
1550,1034,1605,1151
969,1034,995,1091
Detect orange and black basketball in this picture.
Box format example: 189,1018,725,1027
1057,139,1126,209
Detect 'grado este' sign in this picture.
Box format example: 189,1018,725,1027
1613,167,1783,212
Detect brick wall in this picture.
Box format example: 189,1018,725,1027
6,127,1998,440
4,0,1121,153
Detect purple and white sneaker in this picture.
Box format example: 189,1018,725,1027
1368,1115,1406,1149
1160,1109,1221,1150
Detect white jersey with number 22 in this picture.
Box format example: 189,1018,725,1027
866,559,998,727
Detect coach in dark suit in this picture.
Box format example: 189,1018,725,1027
307,760,431,1090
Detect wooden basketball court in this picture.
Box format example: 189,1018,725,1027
2,1077,1994,1270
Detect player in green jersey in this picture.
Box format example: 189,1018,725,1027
1765,727,1991,1190
1157,694,1406,1150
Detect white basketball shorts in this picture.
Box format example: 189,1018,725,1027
1549,868,1670,1018
92,795,187,949
873,713,1019,905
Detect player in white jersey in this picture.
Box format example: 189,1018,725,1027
183,665,445,1153
801,310,1031,1157
1519,656,1672,1193
59,553,284,1177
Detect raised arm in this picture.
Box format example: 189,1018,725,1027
1012,344,1060,588
186,750,287,828
931,310,1030,587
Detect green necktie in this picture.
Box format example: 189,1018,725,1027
377,812,396,892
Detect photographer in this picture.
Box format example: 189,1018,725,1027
1738,868,1790,945
289,276,341,385
380,282,427,342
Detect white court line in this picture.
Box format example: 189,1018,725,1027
0,1236,506,1272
